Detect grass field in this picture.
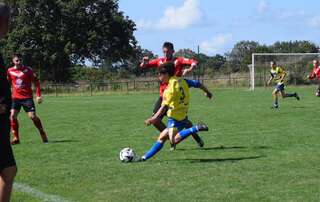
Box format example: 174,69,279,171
10,86,320,202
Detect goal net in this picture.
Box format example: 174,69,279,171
249,53,320,91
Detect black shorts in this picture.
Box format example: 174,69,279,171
12,98,36,112
0,114,16,171
152,97,167,120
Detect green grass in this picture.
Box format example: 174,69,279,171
11,86,320,202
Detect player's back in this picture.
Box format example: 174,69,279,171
163,76,190,121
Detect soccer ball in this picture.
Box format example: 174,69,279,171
119,148,135,162
316,91,320,97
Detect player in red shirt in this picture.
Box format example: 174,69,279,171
140,42,213,148
308,59,320,97
7,54,48,145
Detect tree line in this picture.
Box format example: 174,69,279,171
0,1,318,82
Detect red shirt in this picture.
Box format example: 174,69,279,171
7,65,41,100
142,57,198,97
309,65,320,80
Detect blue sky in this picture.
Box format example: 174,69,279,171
118,0,320,56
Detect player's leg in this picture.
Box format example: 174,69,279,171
0,166,17,202
185,119,204,147
316,83,320,96
0,114,17,202
10,107,20,145
272,88,279,108
141,128,169,161
175,122,209,143
152,97,166,132
24,99,48,143
279,84,299,100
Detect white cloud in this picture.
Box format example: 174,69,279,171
258,0,269,13
137,0,202,30
200,33,233,55
309,17,320,28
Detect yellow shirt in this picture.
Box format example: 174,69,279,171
162,76,190,121
270,66,285,84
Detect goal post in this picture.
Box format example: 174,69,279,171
250,53,320,91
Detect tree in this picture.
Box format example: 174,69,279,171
1,0,137,81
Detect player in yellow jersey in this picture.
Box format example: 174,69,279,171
138,62,209,161
267,61,300,109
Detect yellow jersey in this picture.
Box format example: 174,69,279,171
162,76,190,121
270,66,285,84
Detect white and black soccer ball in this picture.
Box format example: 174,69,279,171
119,147,135,162
316,91,320,97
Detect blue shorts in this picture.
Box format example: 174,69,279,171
184,79,201,88
167,118,189,132
275,83,285,91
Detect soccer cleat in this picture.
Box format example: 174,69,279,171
134,156,146,162
40,132,48,143
11,139,20,145
197,138,205,147
294,93,300,100
170,143,176,151
196,123,209,132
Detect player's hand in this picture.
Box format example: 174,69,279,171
140,56,149,67
144,118,153,126
266,80,271,86
36,96,43,104
182,68,191,76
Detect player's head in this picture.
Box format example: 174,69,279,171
158,62,175,82
270,61,276,68
12,54,22,67
162,42,174,60
0,3,10,39
313,59,319,66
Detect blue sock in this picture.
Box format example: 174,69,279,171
179,126,199,139
142,141,163,160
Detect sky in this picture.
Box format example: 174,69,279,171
118,0,320,56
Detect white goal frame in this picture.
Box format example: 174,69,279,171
250,53,320,91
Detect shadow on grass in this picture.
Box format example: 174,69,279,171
49,139,80,144
182,155,265,163
176,145,270,151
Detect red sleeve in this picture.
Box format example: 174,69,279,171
177,57,198,66
30,70,41,97
309,67,317,79
142,58,160,69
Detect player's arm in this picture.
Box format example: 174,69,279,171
181,58,198,76
31,71,42,104
140,57,159,69
185,79,212,99
308,68,316,80
144,105,168,126
267,72,274,86
279,70,286,83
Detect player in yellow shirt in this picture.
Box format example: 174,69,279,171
138,62,209,161
267,61,300,109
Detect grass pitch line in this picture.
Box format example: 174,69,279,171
14,182,71,202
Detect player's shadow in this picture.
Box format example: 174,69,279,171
49,140,80,144
176,145,270,151
183,155,265,163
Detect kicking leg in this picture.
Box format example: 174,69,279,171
272,89,279,108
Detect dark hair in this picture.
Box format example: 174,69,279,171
159,62,175,77
12,53,22,59
162,42,174,51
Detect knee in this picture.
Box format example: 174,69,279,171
28,114,37,120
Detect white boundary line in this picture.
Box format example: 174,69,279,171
14,182,71,202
